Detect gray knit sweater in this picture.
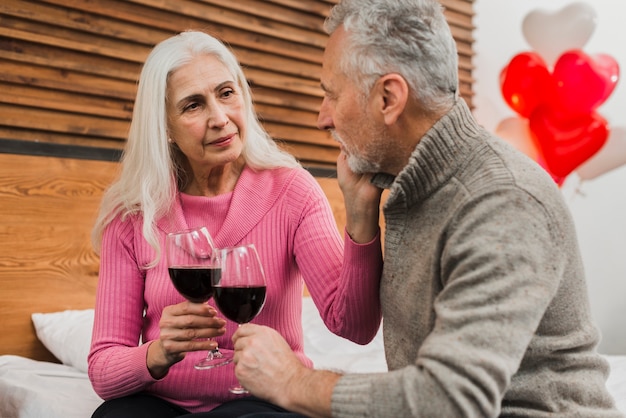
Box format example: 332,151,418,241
331,100,623,417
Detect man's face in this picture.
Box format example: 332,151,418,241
317,27,385,174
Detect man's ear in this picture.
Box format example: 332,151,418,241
375,73,409,125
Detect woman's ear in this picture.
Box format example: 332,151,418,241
375,73,409,125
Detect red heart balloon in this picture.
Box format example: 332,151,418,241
529,105,609,178
500,52,556,118
552,49,620,115
536,154,566,186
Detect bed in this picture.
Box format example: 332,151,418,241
0,152,625,418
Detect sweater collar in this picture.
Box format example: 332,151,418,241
156,165,287,247
372,99,483,207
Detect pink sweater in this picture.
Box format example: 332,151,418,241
88,166,383,413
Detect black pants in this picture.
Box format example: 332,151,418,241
91,393,307,418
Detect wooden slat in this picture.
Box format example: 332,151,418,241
0,103,129,140
0,35,142,82
0,58,136,100
460,68,474,84
265,123,335,148
245,67,323,98
256,103,320,130
444,8,475,30
252,87,323,113
234,47,322,81
0,82,133,120
0,128,126,150
278,141,340,168
265,0,336,17
458,53,474,71
199,0,327,32
0,17,150,63
127,0,329,48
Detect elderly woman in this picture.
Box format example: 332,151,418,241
88,30,382,417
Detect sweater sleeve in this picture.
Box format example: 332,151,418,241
290,171,383,344
88,216,158,400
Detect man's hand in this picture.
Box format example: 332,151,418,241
337,150,383,243
232,324,305,404
233,324,339,418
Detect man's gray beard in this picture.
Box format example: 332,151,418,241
331,131,381,174
346,153,380,174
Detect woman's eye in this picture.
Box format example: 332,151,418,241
184,102,200,112
221,88,235,98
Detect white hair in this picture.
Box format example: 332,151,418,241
92,30,300,266
325,0,459,112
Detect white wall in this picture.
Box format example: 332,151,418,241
473,0,626,354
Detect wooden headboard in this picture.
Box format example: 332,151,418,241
0,152,347,362
0,153,119,361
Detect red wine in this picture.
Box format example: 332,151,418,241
168,266,219,303
213,286,266,324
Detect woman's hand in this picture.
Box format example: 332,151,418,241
147,301,226,379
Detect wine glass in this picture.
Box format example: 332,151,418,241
212,243,267,394
166,227,232,369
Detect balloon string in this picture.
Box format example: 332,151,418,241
561,172,586,202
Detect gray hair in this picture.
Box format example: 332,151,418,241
92,30,299,265
325,0,458,112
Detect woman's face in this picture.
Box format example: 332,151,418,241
166,54,246,172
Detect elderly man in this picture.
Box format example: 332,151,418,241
232,0,622,417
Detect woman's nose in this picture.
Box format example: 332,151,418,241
208,105,229,128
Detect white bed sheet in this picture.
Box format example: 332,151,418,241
0,355,103,418
607,355,626,414
1,298,624,417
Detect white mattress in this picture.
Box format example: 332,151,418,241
607,355,626,414
1,298,624,417
0,355,102,418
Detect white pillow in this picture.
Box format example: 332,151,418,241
31,309,94,374
301,297,387,373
